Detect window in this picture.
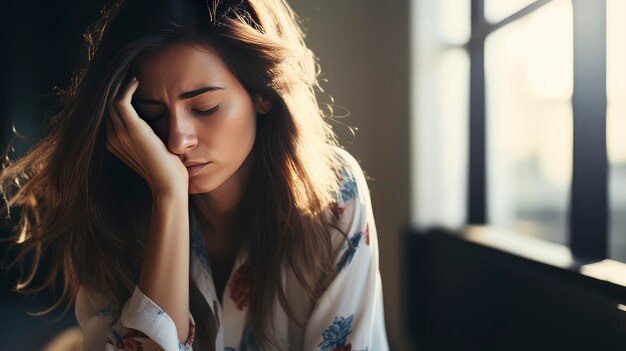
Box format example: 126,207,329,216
485,1,573,245
607,0,626,261
413,0,619,261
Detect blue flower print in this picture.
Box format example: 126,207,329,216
97,305,112,316
190,213,210,271
223,327,265,351
338,166,357,203
318,314,354,351
336,232,364,272
240,325,262,351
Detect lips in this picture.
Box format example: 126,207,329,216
185,162,211,176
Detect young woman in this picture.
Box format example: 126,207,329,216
0,0,389,349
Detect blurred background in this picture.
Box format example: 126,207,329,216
2,0,626,350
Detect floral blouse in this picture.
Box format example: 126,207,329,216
75,147,389,350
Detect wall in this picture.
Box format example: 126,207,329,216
288,1,412,349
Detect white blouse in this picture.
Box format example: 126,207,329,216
75,147,389,350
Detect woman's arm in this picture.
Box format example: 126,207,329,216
78,144,193,348
138,189,190,344
76,283,195,351
89,76,194,350
302,148,389,351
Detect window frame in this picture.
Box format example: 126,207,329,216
465,0,609,260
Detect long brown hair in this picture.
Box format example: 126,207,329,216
0,0,350,349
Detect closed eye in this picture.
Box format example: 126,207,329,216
193,105,220,116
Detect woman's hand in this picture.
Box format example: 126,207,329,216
105,77,189,196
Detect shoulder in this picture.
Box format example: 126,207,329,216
326,147,371,214
328,147,377,268
330,146,371,208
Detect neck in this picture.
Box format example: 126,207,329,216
190,148,255,242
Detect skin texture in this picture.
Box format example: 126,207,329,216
105,42,271,348
131,42,270,229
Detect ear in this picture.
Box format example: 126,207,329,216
254,94,272,114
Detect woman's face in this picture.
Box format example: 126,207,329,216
130,42,267,194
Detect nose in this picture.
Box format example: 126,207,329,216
166,108,198,155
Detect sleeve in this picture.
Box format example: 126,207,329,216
75,284,196,351
302,148,390,351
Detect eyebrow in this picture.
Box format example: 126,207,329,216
132,86,224,105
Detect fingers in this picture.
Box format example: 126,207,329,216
105,117,121,156
114,77,140,127
109,102,128,134
118,76,139,105
105,77,144,156
106,78,130,155
109,77,140,133
105,116,143,173
103,76,162,184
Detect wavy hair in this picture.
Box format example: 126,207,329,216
0,0,351,349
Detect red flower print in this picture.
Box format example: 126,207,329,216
183,319,196,348
112,328,147,350
331,343,352,351
229,263,250,310
365,223,370,246
331,202,345,220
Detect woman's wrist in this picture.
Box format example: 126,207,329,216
151,185,189,204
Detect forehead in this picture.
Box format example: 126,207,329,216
132,42,233,90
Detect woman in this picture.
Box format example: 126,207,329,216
0,0,389,349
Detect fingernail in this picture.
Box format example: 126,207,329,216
130,76,137,82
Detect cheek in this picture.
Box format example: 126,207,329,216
216,101,257,146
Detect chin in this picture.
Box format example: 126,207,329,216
185,172,210,193
188,180,219,195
